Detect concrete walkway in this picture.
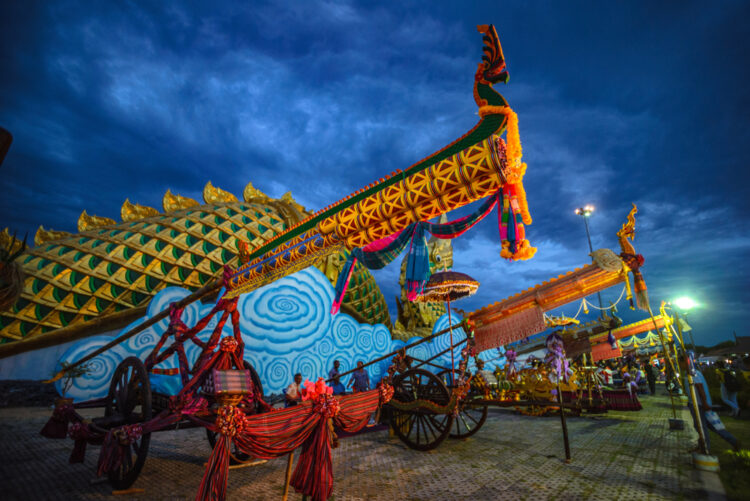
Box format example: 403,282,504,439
0,394,722,500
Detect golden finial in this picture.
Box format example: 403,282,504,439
163,189,200,212
616,203,638,255
1,228,26,256
34,226,73,246
77,210,116,232
121,199,159,222
203,181,238,204
243,182,271,203
280,192,307,214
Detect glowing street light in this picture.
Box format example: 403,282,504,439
671,296,698,350
574,204,595,218
674,297,697,311
574,204,603,317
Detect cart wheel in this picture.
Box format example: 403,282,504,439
390,368,453,451
205,360,262,464
437,369,488,439
105,357,152,490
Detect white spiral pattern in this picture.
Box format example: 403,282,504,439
59,267,402,399
55,336,129,402
371,325,391,352
292,352,326,382
332,314,357,348
263,356,293,392
239,269,332,354
354,325,374,352
124,326,161,360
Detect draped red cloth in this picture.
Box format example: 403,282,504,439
195,389,382,501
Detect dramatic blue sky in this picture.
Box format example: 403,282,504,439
1,1,748,346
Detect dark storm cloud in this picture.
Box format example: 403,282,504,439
1,1,748,344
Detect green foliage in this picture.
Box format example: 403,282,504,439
55,361,93,397
711,417,750,501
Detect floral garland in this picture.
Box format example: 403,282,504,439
215,405,247,438
478,105,532,225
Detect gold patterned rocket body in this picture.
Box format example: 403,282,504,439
0,183,390,343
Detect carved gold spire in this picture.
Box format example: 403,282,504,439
34,226,73,246
243,182,271,203
280,192,307,214
616,203,638,255
77,210,116,232
0,228,26,256
203,181,238,204
162,189,200,212
121,199,159,222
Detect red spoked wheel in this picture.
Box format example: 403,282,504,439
104,357,152,490
437,369,488,439
389,368,454,451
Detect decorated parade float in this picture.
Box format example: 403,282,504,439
0,25,664,501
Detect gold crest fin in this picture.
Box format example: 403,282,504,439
121,199,160,222
243,182,271,203
163,189,200,212
280,192,307,214
203,181,238,204
35,226,73,246
78,210,116,232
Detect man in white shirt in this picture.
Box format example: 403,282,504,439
285,372,303,407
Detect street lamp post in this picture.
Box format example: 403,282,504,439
574,205,605,317
673,297,697,351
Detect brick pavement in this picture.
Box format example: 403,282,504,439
0,394,714,500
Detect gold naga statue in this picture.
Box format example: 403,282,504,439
0,182,390,347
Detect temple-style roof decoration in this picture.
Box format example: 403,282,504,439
77,211,117,232
121,199,159,222
243,182,272,203
465,258,627,326
163,189,200,212
35,226,73,246
590,314,670,345
0,183,391,345
203,181,238,204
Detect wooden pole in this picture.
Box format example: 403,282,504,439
448,297,455,385
44,279,223,382
556,381,572,463
647,305,679,419
282,451,294,501
326,321,464,383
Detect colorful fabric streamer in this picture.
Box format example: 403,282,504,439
332,188,533,313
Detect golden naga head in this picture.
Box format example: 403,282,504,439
476,24,509,85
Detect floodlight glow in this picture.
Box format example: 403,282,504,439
674,297,697,310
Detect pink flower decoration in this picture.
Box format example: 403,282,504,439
302,378,333,401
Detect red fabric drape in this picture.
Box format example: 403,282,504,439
195,389,382,501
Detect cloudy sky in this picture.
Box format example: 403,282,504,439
1,1,748,346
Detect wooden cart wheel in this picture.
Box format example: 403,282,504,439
206,360,263,464
437,369,488,439
104,357,152,490
390,368,453,451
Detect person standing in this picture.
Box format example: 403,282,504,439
681,354,740,452
328,360,346,395
644,361,657,395
716,360,741,417
348,361,370,393
285,372,303,407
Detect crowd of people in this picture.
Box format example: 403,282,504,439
284,359,370,407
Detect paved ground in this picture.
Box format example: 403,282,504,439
0,393,718,500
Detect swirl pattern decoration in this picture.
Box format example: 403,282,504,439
58,267,480,399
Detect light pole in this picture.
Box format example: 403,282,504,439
574,205,605,317
673,297,697,351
